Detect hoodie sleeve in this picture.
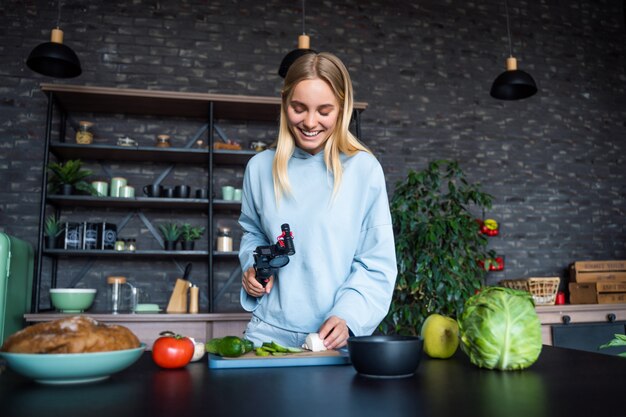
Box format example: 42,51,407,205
326,160,397,335
237,155,272,311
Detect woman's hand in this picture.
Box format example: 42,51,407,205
242,267,273,297
318,315,349,349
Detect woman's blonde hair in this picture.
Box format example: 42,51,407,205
272,52,371,203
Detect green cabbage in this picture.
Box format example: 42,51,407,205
458,286,542,370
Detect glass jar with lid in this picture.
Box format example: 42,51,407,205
156,134,171,148
216,227,233,252
75,121,94,144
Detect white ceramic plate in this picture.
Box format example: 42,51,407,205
0,344,145,385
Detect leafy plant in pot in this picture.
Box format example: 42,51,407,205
380,160,495,336
47,159,97,196
159,223,181,250
180,224,205,250
44,215,65,249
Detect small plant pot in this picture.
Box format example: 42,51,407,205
45,235,58,249
60,184,74,195
164,240,178,251
181,241,195,251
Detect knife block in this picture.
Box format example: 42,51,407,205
166,278,190,313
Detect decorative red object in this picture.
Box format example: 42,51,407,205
556,291,566,305
478,256,505,271
476,218,500,236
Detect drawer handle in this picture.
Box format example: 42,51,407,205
562,315,571,324
607,313,616,322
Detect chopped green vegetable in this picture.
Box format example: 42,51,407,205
255,347,270,357
253,341,305,357
270,341,289,353
261,344,277,352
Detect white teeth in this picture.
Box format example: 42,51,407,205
302,129,319,137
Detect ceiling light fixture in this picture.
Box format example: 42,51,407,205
278,0,316,78
490,0,537,100
26,0,82,78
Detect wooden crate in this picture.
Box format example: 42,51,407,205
570,260,626,283
595,282,626,293
569,283,597,304
597,293,626,304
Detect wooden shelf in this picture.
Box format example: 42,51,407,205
212,251,239,258
43,249,210,259
212,149,257,165
50,142,257,165
46,195,242,211
47,195,210,210
41,84,367,121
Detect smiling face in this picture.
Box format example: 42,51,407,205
286,78,340,155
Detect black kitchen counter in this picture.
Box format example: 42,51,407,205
1,345,625,417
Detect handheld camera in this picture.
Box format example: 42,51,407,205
253,223,295,287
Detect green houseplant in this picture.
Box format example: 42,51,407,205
159,223,182,250
44,215,65,249
47,159,96,195
380,160,495,336
180,224,206,250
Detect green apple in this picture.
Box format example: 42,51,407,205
420,313,460,359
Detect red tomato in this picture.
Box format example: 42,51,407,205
152,332,195,369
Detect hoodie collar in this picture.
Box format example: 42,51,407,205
292,146,324,160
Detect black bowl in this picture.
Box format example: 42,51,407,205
347,335,423,378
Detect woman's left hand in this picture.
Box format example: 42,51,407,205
318,316,349,349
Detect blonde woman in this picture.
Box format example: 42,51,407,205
239,52,397,350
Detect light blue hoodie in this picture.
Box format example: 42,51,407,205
238,147,397,336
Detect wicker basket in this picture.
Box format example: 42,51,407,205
499,277,561,305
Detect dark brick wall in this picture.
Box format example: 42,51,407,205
0,0,624,311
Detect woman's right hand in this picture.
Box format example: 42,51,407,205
242,267,273,297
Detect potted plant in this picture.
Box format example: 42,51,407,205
380,160,495,336
180,223,206,250
159,223,181,250
44,215,65,249
47,159,97,196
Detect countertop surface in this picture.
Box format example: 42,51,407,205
2,345,625,417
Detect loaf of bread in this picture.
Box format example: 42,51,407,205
0,316,141,353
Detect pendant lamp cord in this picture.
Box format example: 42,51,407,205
504,0,513,57
56,0,62,28
301,0,306,35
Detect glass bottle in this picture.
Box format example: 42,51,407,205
127,238,136,252
216,227,233,252
107,276,127,313
75,121,94,144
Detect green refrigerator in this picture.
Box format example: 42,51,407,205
0,233,33,346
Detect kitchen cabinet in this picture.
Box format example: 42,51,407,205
32,84,367,314
535,303,626,354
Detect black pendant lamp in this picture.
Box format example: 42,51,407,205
26,0,81,78
278,0,316,78
490,0,537,100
